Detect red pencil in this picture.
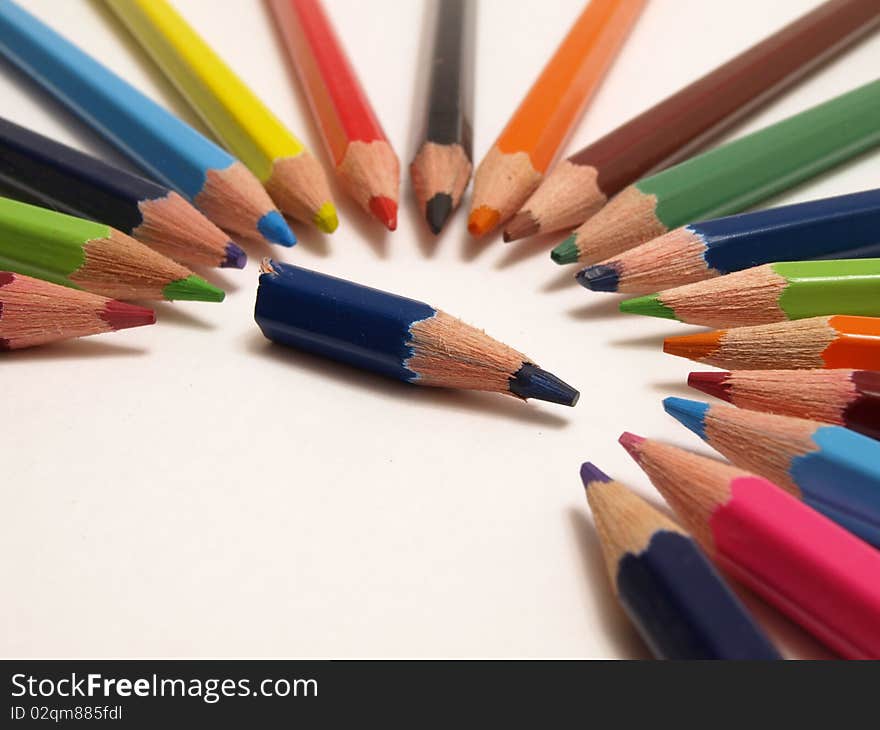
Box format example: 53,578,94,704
269,0,400,230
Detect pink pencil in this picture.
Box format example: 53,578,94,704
620,432,880,659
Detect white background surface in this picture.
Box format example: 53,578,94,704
3,0,878,658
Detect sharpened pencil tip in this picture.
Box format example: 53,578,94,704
663,397,710,440
258,210,297,247
618,432,646,459
425,193,453,234
369,196,398,230
664,331,723,361
101,300,156,330
468,206,500,237
221,242,248,269
620,294,676,319
551,235,579,265
576,263,620,292
314,201,339,233
687,371,732,402
162,275,225,302
508,362,579,406
580,462,612,489
503,210,538,242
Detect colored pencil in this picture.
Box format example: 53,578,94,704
551,78,880,266
580,462,780,660
409,0,475,235
620,433,880,659
0,0,295,247
663,315,880,370
688,369,880,441
620,259,880,328
106,0,337,235
268,0,400,231
0,117,245,270
576,187,880,294
663,396,880,548
506,0,880,242
255,260,579,406
0,197,223,302
468,0,643,238
0,271,155,350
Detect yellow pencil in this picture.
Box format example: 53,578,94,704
106,0,338,233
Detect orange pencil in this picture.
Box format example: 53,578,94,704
664,316,880,370
467,0,643,238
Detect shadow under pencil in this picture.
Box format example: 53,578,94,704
2,338,148,361
245,330,572,428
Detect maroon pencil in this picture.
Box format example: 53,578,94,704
504,0,880,242
688,369,880,441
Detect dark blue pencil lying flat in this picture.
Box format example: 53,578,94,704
255,259,578,406
0,117,245,269
576,187,880,294
581,462,781,660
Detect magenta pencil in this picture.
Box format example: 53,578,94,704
620,433,880,659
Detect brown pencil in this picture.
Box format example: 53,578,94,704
505,0,880,242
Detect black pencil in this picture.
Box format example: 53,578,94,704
0,117,245,269
410,0,475,234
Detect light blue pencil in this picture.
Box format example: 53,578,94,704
0,0,295,247
663,396,880,549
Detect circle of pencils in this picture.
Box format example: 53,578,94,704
687,369,880,441
0,270,155,350
0,196,223,302
0,0,296,248
576,187,880,294
468,0,644,239
409,0,475,235
551,78,880,266
581,462,780,660
0,116,246,270
254,259,579,406
268,0,400,231
106,0,338,235
619,259,880,328
506,0,880,243
621,433,880,660
663,396,880,548
663,316,880,370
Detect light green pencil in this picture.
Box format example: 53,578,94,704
0,197,224,301
620,259,880,328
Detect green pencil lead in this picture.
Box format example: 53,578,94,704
551,235,580,265
162,274,225,302
619,294,676,320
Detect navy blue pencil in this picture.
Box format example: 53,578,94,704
576,187,880,294
581,462,781,660
0,117,245,269
255,260,579,405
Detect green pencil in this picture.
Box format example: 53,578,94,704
0,197,223,301
620,259,880,328
552,79,880,266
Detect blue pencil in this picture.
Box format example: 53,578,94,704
255,260,579,405
0,0,295,247
577,188,880,294
580,463,780,660
663,396,880,548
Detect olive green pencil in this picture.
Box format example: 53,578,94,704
552,78,880,266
